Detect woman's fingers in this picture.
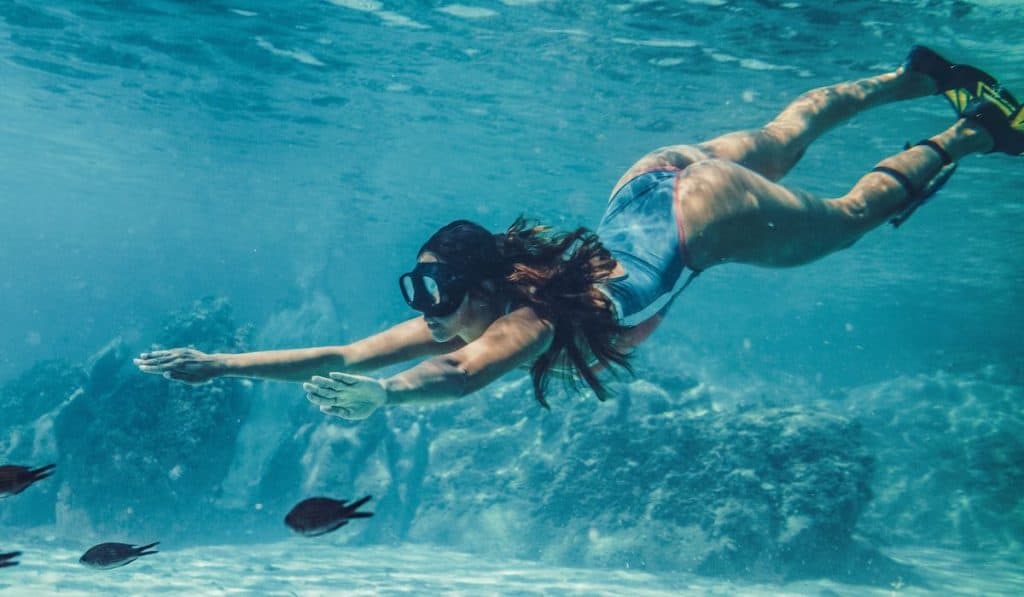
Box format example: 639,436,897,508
320,405,352,418
163,371,210,386
308,375,351,392
136,360,182,375
135,352,189,374
306,374,382,419
137,350,174,360
303,382,339,406
328,372,369,385
304,374,368,401
135,350,186,366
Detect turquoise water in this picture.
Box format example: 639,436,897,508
1,1,1023,595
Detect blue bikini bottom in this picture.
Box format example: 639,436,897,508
596,169,696,324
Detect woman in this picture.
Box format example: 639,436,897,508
136,46,1021,419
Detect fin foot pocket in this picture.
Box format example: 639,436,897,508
905,45,1000,115
963,95,1024,156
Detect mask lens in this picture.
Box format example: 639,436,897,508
422,275,442,305
399,274,417,305
399,262,471,317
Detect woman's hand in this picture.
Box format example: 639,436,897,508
133,348,222,385
303,372,388,420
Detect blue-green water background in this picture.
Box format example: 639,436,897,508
2,0,1022,388
1,0,1022,592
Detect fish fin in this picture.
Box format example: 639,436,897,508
135,542,160,554
346,495,373,511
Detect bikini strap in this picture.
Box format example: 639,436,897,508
660,269,701,312
679,268,701,292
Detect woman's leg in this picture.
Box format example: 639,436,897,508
612,65,935,195
696,67,936,181
610,66,933,191
679,118,993,270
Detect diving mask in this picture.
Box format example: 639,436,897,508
399,262,474,318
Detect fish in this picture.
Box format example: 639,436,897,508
0,464,55,497
284,495,373,537
79,542,159,570
0,551,20,569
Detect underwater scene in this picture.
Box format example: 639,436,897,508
1,1,1022,595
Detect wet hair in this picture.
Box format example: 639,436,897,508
420,217,632,407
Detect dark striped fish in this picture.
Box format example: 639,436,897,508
285,495,373,537
79,542,159,570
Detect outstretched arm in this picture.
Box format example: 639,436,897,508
305,307,554,418
135,317,464,384
386,307,553,404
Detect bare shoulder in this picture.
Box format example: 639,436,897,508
455,305,553,363
443,305,554,384
486,305,554,353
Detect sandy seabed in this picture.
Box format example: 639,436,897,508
0,541,1020,596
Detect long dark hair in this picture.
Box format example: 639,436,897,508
420,217,632,407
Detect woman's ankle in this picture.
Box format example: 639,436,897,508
940,120,995,158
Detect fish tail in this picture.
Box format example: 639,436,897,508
33,464,57,479
136,542,160,554
348,495,373,510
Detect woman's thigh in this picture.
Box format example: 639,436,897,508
677,159,859,270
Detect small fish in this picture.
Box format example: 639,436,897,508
284,495,373,537
79,542,159,570
0,464,55,497
0,551,20,569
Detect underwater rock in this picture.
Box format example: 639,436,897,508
408,377,875,580
0,359,87,427
79,542,158,569
262,409,405,544
284,495,373,537
0,361,82,527
50,297,253,540
254,369,875,579
84,337,130,397
16,292,1016,582
217,292,340,512
156,296,252,354
845,370,1024,552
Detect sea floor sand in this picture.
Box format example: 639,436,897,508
0,541,1020,596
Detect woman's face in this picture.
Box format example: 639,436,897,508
418,252,494,343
